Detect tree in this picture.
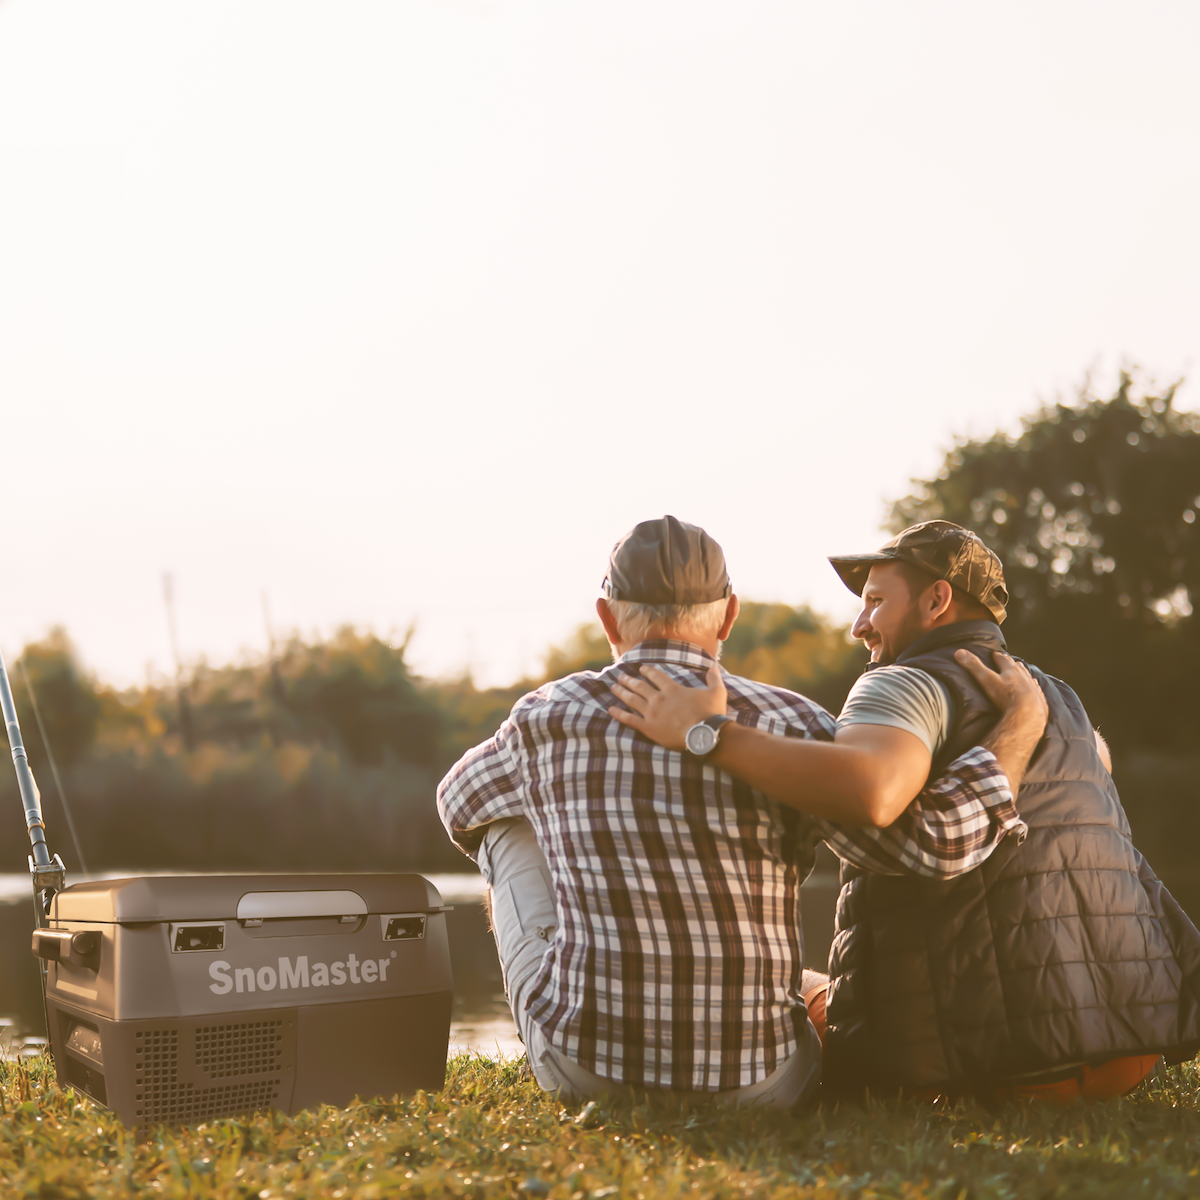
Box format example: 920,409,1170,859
540,624,613,679
722,602,862,714
13,628,102,766
893,371,1198,625
274,628,443,767
891,371,1199,750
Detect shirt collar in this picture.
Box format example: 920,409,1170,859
618,639,719,670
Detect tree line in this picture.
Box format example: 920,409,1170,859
0,604,861,876
1,372,1196,902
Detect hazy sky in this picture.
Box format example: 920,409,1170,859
1,1,1196,688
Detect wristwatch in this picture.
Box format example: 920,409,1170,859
684,714,735,759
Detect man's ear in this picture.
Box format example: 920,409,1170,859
596,598,622,645
928,580,954,621
718,594,740,641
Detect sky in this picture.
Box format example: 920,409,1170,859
0,1,1196,688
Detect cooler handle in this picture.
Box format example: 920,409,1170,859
236,890,368,921
32,928,100,968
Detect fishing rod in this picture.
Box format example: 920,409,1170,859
0,645,63,1049
17,657,89,875
0,645,65,926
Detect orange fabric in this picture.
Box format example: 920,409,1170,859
802,982,829,1047
1080,1054,1162,1099
915,1055,1162,1105
995,1054,1161,1103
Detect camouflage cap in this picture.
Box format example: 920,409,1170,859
828,520,1008,624
603,516,732,606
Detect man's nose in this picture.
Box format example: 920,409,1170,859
851,609,871,640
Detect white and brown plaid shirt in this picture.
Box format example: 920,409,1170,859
436,640,1024,1092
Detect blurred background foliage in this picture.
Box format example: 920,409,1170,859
0,371,1195,912
891,370,1199,752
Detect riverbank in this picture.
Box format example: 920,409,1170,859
2,1051,1198,1197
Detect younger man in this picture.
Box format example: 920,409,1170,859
611,521,1200,1099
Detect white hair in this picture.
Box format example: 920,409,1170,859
608,597,730,648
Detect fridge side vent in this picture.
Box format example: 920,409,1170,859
136,1078,280,1127
196,1020,285,1080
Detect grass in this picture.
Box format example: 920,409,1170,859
2,1052,1200,1198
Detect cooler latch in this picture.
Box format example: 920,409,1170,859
381,913,426,941
170,923,226,952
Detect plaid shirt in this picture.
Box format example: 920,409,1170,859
437,640,1024,1092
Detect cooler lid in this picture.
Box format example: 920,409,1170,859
48,873,446,924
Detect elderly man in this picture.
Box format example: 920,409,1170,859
438,516,1046,1106
611,520,1200,1101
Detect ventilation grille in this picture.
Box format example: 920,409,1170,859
137,1028,179,1088
134,1027,280,1127
136,1077,280,1126
196,1020,285,1079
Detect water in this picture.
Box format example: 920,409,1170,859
0,867,840,1064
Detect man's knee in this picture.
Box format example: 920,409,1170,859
478,818,558,1005
480,819,556,936
477,817,538,883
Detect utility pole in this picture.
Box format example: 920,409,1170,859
162,573,195,752
261,590,276,659
262,589,285,706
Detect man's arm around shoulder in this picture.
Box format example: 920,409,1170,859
610,651,1048,826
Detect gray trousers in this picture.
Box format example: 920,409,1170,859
476,817,823,1108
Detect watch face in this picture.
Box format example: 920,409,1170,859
686,724,717,756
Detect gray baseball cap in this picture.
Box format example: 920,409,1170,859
602,516,732,605
828,520,1009,624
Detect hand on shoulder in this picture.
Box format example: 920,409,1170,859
608,664,728,751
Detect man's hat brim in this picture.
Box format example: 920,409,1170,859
827,551,905,597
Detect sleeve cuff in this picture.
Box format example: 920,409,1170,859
946,744,1028,844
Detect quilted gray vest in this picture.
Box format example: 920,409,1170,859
824,620,1200,1092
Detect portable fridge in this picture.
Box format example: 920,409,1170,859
3,645,454,1131
32,873,453,1128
